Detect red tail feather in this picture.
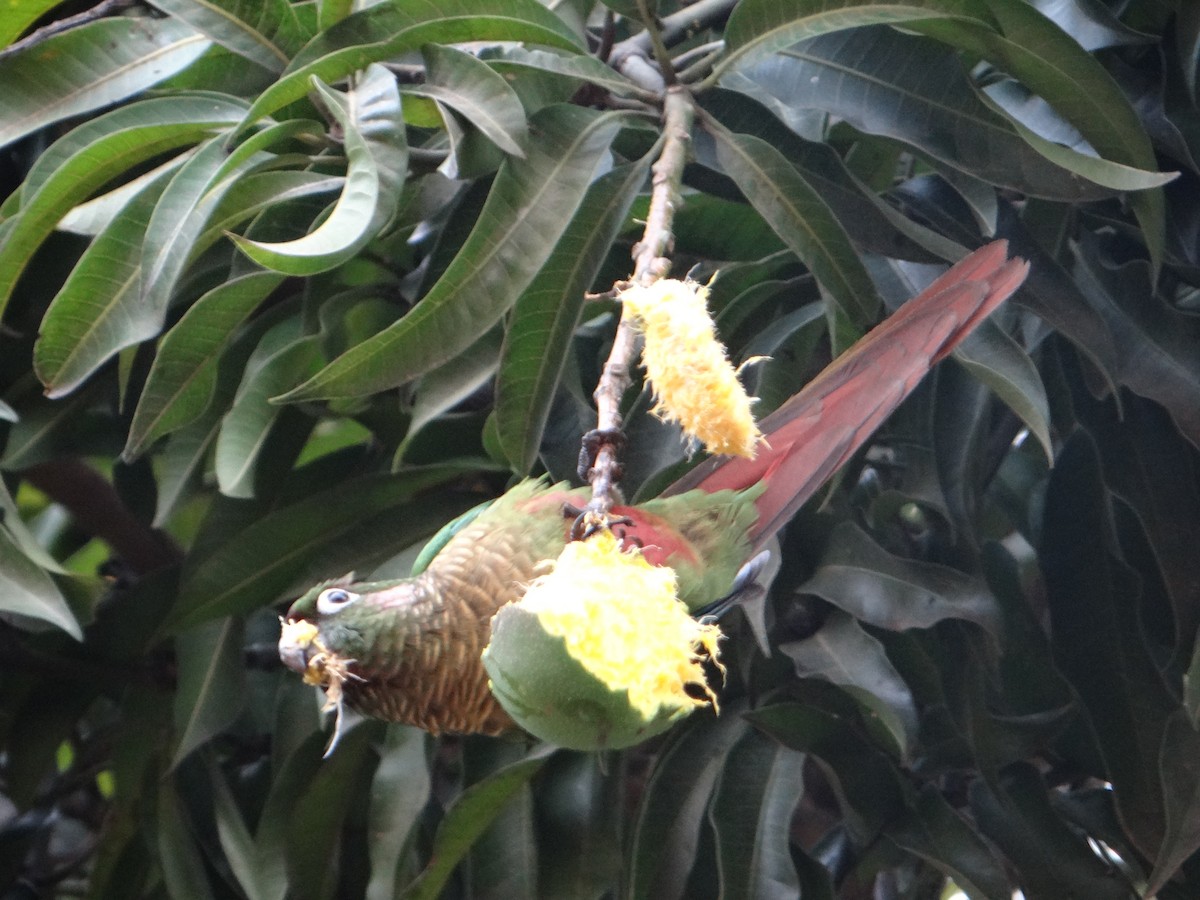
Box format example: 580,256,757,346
663,240,1030,547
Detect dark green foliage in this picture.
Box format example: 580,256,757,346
1,1,1198,897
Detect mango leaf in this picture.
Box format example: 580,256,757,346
739,28,1163,202
714,0,995,79
146,0,291,72
1147,712,1200,895
395,326,503,464
969,763,1138,899
800,521,1002,635
781,611,919,760
126,271,285,459
887,784,1012,900
494,157,649,473
280,105,627,401
746,701,908,841
208,756,287,900
157,778,217,900
463,741,539,900
365,726,431,900
484,45,645,99
233,65,406,275
400,745,553,900
405,44,527,157
627,712,750,900
696,87,960,263
205,171,345,241
912,0,1169,266
1043,431,1175,859
214,324,324,498
0,94,247,318
34,176,172,397
0,16,210,150
0,0,61,48
151,299,303,525
706,121,880,342
172,618,246,765
237,0,582,129
0,528,81,639
708,729,805,900
57,155,191,237
953,320,1053,462
169,466,481,628
285,727,377,900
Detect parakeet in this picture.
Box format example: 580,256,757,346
278,241,1029,738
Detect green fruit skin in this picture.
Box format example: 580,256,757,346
482,603,694,751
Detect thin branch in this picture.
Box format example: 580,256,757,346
608,0,736,94
22,459,182,575
635,0,677,86
580,87,695,526
0,0,138,63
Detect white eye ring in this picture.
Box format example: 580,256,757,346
317,587,359,615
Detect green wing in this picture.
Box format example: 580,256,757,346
410,499,495,575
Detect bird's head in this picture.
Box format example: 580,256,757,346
277,574,421,685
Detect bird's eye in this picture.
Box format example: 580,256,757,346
316,587,359,615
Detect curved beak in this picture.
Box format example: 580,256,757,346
278,618,320,675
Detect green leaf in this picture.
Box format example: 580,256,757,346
746,701,908,841
696,87,962,263
126,271,285,459
801,521,1002,634
485,45,646,99
214,323,323,498
34,176,171,398
780,611,918,760
400,746,553,900
0,0,61,48
238,0,582,129
0,94,248,319
405,44,528,156
1043,431,1174,858
57,154,191,237
0,527,82,639
146,0,292,72
233,65,406,275
0,16,211,150
1147,712,1200,896
396,326,503,464
952,319,1053,463
285,726,376,900
365,727,431,900
969,763,1137,899
913,0,1169,267
708,729,805,900
157,778,217,900
715,0,995,79
627,712,750,900
494,157,649,473
280,105,627,400
209,756,284,900
738,28,1166,201
888,784,1012,900
172,618,246,765
169,466,480,628
706,121,880,341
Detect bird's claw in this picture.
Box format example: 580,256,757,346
577,428,627,482
566,506,634,542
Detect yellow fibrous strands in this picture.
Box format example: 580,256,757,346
278,618,359,711
517,531,723,719
620,277,761,458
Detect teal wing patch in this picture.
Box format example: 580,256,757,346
410,499,495,575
